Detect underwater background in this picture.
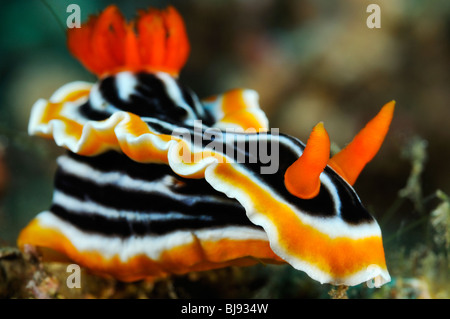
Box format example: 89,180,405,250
0,0,449,298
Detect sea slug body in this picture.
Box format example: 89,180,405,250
18,5,393,287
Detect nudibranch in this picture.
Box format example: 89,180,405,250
18,5,393,287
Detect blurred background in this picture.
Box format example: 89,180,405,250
0,0,449,298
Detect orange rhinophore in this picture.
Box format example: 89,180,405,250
328,101,395,185
284,122,330,199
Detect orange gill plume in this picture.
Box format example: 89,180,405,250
67,5,190,78
285,101,395,199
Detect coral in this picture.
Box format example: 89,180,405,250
431,190,450,252
398,137,428,213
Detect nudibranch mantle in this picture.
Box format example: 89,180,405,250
19,5,392,287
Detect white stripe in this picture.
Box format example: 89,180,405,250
155,72,198,123
57,155,233,206
87,82,122,116
140,117,180,131
52,190,213,222
35,211,268,261
115,71,137,102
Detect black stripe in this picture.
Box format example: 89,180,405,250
65,151,238,199
333,175,374,224
50,200,260,237
54,167,245,218
66,151,172,180
96,73,199,124
78,101,111,121
79,72,214,128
